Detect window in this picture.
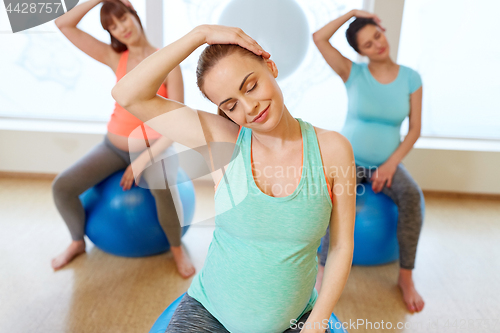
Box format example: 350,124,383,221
398,0,500,140
0,1,146,122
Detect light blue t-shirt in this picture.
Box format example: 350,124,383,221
341,62,422,167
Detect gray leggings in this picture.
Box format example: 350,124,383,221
52,135,183,247
319,164,424,270
165,293,327,333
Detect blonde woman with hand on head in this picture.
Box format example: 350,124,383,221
51,0,194,279
112,25,356,332
313,9,425,313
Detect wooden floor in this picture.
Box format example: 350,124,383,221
0,176,499,333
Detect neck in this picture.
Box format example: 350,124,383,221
368,56,395,70
126,33,156,58
251,105,301,150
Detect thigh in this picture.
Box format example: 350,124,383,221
54,140,129,194
166,294,229,333
381,164,423,204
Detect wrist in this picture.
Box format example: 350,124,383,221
190,25,208,46
384,159,399,168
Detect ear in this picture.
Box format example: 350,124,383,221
264,59,278,79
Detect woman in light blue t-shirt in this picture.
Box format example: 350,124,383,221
313,9,425,313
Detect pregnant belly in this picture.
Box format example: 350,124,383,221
342,120,401,167
201,245,317,332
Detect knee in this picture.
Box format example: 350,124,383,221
399,185,424,213
407,185,423,203
52,173,73,199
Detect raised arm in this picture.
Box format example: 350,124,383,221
312,10,355,82
313,9,382,82
54,0,116,67
111,25,269,150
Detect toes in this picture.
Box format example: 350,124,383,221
52,260,63,271
417,299,425,312
180,267,195,279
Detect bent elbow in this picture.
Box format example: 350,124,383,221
408,125,422,139
312,32,321,45
111,85,131,108
54,17,62,29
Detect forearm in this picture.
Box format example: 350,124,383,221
112,28,204,108
313,9,355,42
134,136,175,165
386,129,420,166
55,0,101,28
307,246,353,327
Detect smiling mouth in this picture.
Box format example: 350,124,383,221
124,32,132,38
252,105,269,122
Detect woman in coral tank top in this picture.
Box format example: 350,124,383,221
51,0,194,278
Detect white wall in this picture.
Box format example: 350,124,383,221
371,0,406,60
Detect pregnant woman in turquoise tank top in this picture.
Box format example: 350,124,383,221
313,10,425,313
112,25,356,332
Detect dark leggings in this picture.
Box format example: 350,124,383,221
319,164,424,270
52,135,183,247
165,293,326,333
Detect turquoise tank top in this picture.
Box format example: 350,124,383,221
342,62,422,167
187,118,333,333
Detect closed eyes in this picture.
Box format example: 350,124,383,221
228,83,258,112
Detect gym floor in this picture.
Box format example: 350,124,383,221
1,175,499,333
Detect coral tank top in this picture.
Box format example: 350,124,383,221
107,49,166,139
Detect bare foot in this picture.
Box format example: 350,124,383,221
315,264,325,293
51,240,86,270
170,245,195,278
398,268,425,313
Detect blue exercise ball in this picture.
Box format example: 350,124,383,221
80,168,195,257
149,293,348,333
352,185,399,266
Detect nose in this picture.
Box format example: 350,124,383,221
117,23,127,33
374,40,383,49
241,97,259,119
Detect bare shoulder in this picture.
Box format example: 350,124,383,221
197,110,240,144
313,126,354,170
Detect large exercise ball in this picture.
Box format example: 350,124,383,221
80,168,195,257
149,293,348,333
352,185,399,266
218,0,309,80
